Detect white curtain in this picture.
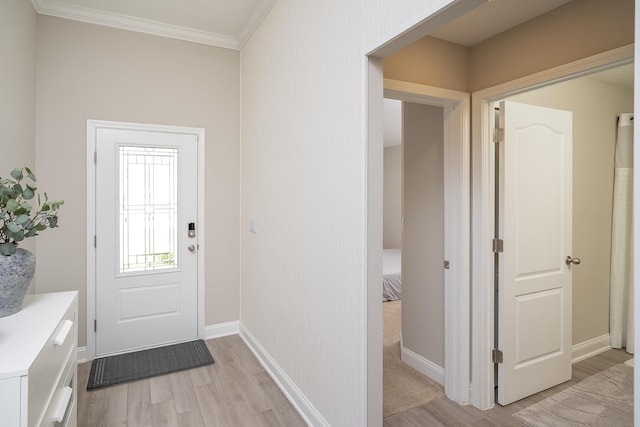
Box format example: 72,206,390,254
610,113,634,354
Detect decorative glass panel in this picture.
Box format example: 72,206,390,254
119,146,178,273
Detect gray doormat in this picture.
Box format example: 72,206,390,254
87,339,214,390
513,363,633,426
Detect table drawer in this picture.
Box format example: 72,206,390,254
28,302,77,426
39,352,76,427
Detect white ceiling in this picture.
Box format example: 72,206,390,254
31,0,576,51
430,0,574,46
31,0,276,49
589,64,634,90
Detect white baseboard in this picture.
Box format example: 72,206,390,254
239,324,329,426
204,320,240,340
77,346,89,364
401,346,445,386
572,334,611,363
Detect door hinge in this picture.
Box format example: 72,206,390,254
493,128,504,143
94,151,97,165
492,349,503,364
94,319,97,332
94,235,97,248
492,238,504,253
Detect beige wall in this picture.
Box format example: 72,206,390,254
402,102,445,367
0,0,36,174
383,146,402,249
0,1,37,262
383,36,469,92
510,76,634,345
383,0,634,92
34,16,241,348
470,0,634,91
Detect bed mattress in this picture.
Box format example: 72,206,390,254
383,248,401,301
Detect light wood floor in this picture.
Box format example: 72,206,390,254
78,335,632,426
77,335,306,426
384,348,633,426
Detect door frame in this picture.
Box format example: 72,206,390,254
383,79,471,403
470,44,634,409
85,119,206,361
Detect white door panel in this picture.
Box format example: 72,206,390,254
95,128,198,356
498,100,573,405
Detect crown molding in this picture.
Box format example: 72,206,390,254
31,0,240,50
237,0,277,49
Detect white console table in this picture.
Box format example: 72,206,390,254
0,291,78,427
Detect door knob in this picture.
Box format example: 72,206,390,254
566,256,581,266
188,245,196,252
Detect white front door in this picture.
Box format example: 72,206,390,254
95,127,199,356
497,100,573,405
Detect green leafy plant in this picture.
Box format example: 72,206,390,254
0,167,63,256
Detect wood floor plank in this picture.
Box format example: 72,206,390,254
177,408,206,427
188,365,212,387
78,335,306,426
384,409,444,427
257,408,286,427
76,361,91,424
84,383,128,426
168,370,199,414
218,399,262,426
150,399,179,427
241,381,273,414
126,379,152,427
470,416,516,427
200,362,233,404
76,339,630,427
205,337,235,364
214,356,255,386
384,348,632,426
417,398,482,426
257,374,306,424
192,383,225,427
149,374,173,404
226,334,265,374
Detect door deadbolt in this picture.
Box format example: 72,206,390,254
566,256,581,266
188,222,196,238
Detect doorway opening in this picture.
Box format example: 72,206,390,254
379,79,471,415
472,47,634,408
365,1,635,421
381,98,446,417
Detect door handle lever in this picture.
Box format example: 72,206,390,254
566,256,581,266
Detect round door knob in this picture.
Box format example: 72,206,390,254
566,256,581,266
188,245,196,252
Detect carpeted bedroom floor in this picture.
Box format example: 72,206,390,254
383,300,445,418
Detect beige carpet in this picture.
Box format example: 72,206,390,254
383,300,444,418
513,363,633,426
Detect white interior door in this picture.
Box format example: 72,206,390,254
95,128,199,356
497,100,573,405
